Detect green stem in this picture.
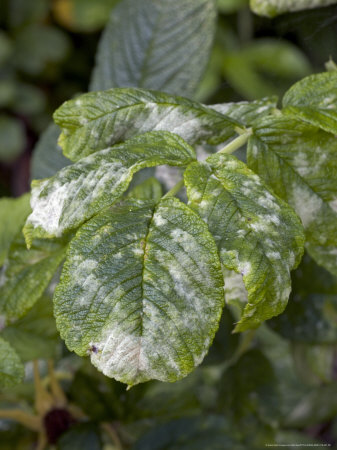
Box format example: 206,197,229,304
162,179,185,199
218,128,252,155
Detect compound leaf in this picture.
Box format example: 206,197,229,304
0,233,67,320
90,0,216,97
24,132,195,242
54,88,240,161
54,197,224,386
248,115,337,276
185,154,304,331
0,336,24,388
283,72,337,135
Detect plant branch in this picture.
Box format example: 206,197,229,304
101,423,123,450
0,409,40,431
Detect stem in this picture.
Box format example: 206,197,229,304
47,360,67,407
218,128,252,155
33,360,53,417
0,409,40,431
223,329,256,372
101,423,123,450
162,179,184,199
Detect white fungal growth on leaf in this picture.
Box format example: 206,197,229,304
291,183,323,228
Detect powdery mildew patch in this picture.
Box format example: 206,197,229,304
55,198,224,386
184,153,304,331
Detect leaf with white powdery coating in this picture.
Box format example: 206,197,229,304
248,115,337,276
210,96,278,127
90,0,216,97
54,197,224,386
184,154,305,331
24,132,195,243
53,88,240,161
0,336,24,388
283,72,337,136
0,233,67,320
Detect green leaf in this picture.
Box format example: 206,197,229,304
24,132,196,243
134,415,246,450
14,24,70,75
1,295,59,361
0,194,31,266
210,96,278,127
269,254,337,343
13,83,46,116
217,349,279,428
53,88,240,162
184,154,304,331
57,423,102,450
283,72,337,135
31,123,71,181
0,115,25,163
127,177,163,203
8,0,49,28
249,0,337,17
0,233,67,320
53,0,119,32
54,197,224,386
0,336,24,388
271,294,337,343
0,32,13,65
248,115,337,276
291,343,335,385
203,308,239,365
134,373,201,421
218,0,248,13
90,0,216,97
283,382,337,428
222,39,310,100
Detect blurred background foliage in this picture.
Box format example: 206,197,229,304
1,0,337,448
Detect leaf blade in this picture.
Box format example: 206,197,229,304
247,114,337,276
0,336,24,388
54,197,224,386
24,131,196,242
90,0,217,97
0,233,67,320
54,88,240,162
184,154,305,331
283,72,337,135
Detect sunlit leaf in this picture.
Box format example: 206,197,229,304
24,132,195,242
185,154,304,331
54,88,240,162
54,198,224,386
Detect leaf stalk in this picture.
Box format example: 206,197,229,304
218,128,252,155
